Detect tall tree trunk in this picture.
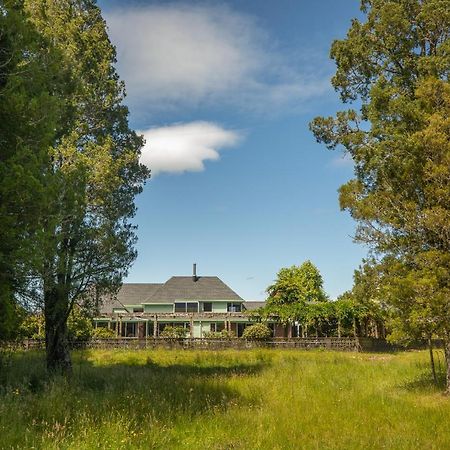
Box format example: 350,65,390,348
44,285,72,374
428,336,437,385
445,341,450,395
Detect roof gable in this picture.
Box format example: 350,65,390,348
99,283,162,313
148,276,243,302
243,301,266,311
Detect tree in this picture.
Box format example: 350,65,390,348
0,1,63,340
382,255,448,384
10,0,149,373
264,261,327,336
339,261,388,338
267,261,327,306
310,0,450,390
19,307,93,342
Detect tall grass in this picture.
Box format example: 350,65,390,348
0,349,448,449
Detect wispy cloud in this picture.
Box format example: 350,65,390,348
105,4,330,116
140,121,241,175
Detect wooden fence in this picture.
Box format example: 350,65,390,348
4,337,396,352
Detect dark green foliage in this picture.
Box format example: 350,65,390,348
0,295,25,341
310,0,450,390
67,307,94,342
0,0,149,371
0,1,64,339
20,307,93,341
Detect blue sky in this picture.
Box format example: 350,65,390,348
98,0,367,300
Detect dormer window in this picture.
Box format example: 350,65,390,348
174,302,199,313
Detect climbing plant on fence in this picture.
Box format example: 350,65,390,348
255,297,386,338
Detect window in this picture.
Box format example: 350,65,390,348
133,307,143,313
227,302,241,312
203,302,212,312
125,323,136,337
187,302,198,313
237,323,247,337
174,303,185,313
210,322,225,332
174,302,199,313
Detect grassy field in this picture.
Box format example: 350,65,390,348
0,348,449,449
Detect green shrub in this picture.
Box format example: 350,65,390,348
242,323,272,341
203,329,235,339
19,314,45,340
67,307,94,342
160,326,187,340
20,306,94,341
92,327,116,339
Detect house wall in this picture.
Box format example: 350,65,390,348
212,302,228,313
144,304,173,313
192,322,202,338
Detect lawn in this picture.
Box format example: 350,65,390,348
0,348,448,449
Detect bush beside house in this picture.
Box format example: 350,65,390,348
242,323,272,341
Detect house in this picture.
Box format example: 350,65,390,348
93,265,268,338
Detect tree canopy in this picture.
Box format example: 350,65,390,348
267,261,327,306
0,1,63,339
310,0,450,391
0,0,149,371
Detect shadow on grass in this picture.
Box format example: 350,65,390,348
1,350,269,429
400,369,447,393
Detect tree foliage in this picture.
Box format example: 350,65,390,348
310,0,450,389
0,1,63,340
0,1,149,371
20,306,94,341
267,261,327,306
260,260,384,337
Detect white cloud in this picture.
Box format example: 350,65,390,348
140,121,241,175
105,4,330,115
